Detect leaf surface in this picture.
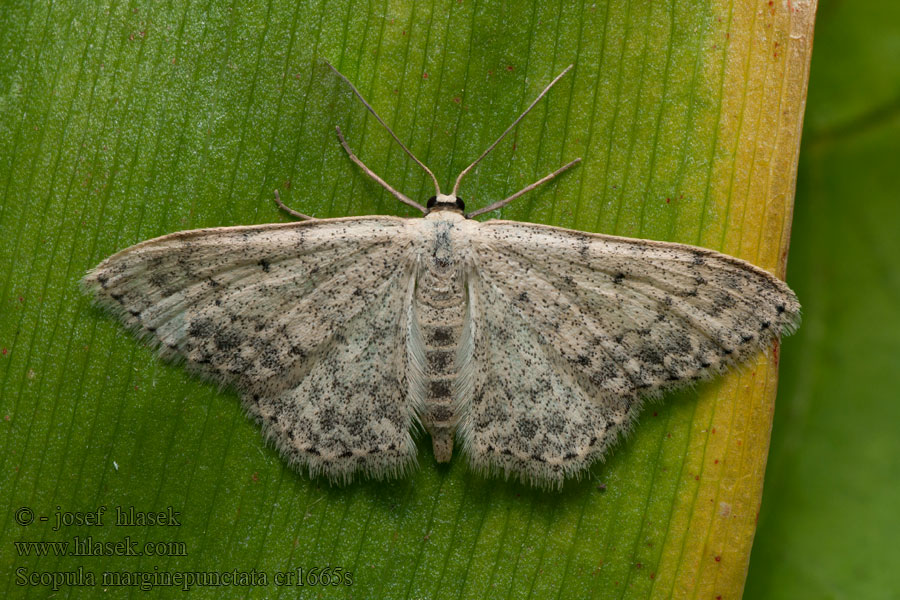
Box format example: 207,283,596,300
0,1,814,597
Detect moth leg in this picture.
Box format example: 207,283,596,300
335,126,427,215
273,189,317,221
466,158,581,218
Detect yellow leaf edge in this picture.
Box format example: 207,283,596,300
651,2,817,598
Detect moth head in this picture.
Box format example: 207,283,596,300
425,194,465,215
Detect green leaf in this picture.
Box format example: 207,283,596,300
745,0,900,597
0,1,814,598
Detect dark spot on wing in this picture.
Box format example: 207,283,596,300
319,407,337,431
517,418,537,439
579,239,590,258
723,273,742,290
188,318,215,339
214,328,241,351
668,336,692,354
711,292,737,315
639,346,663,366
149,272,169,288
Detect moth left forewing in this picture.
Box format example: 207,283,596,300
85,218,407,382
457,220,800,487
84,216,428,483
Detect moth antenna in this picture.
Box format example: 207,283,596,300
452,64,574,197
325,60,442,197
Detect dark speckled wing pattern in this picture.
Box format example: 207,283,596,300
456,221,800,487
83,216,426,482
83,212,800,488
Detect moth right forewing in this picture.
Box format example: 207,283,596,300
473,220,800,361
456,220,800,486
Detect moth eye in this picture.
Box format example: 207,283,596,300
455,197,465,211
426,196,437,209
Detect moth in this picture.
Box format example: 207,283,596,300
83,64,800,488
